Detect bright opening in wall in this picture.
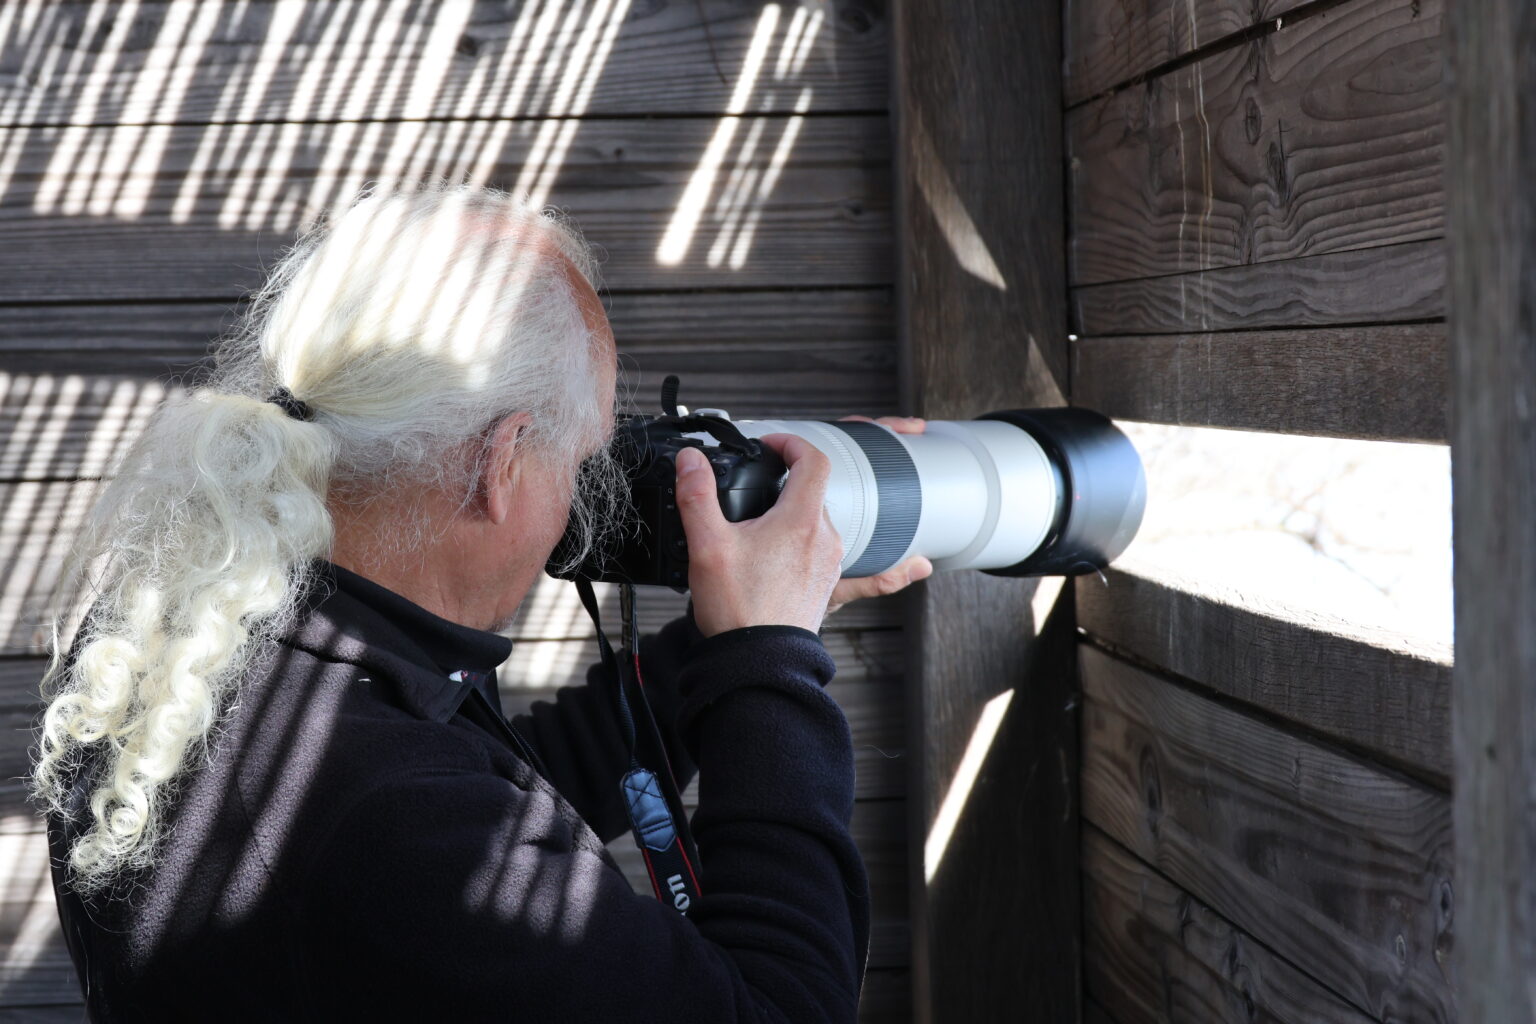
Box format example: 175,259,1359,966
1114,423,1452,649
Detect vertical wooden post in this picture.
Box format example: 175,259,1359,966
893,1,1079,1020
1448,0,1536,1018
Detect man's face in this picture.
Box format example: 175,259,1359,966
504,258,618,566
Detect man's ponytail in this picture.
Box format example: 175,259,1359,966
33,390,335,891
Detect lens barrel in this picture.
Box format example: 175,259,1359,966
733,408,1145,579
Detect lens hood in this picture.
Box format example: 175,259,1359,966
979,408,1146,577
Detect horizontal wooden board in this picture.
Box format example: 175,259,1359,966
0,0,888,126
0,1008,85,1021
0,806,906,1008
1080,645,1455,1023
1076,562,1452,781
0,115,890,300
1071,238,1443,336
1083,825,1378,1024
1064,0,1312,106
1071,323,1447,441
0,473,906,656
1068,0,1443,285
0,289,897,480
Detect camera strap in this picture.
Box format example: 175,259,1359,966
574,577,703,915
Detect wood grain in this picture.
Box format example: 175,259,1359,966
0,115,891,299
0,475,904,656
1071,238,1443,336
0,289,895,373
1063,0,1325,106
1084,825,1379,1024
0,289,896,480
1072,323,1448,441
0,0,888,127
1068,0,1443,286
1076,562,1452,783
895,0,1077,1019
1447,0,1536,1013
1081,645,1456,1022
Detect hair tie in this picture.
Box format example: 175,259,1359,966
266,387,314,422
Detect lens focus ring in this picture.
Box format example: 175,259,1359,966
827,421,922,577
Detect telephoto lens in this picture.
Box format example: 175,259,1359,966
729,408,1146,578
548,377,1147,589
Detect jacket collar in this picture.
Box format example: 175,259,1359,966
285,561,513,723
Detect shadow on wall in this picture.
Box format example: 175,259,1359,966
0,0,895,1011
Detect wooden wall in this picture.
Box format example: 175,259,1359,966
894,1,1080,1022
0,2,909,1019
1063,0,1458,1020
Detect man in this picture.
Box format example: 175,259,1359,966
34,184,929,1021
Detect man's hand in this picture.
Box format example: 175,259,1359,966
676,434,844,637
826,416,933,616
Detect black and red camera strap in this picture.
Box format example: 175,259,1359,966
574,577,703,915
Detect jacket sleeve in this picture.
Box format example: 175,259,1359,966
510,612,703,843
302,627,870,1024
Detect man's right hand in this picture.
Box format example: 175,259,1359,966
674,435,844,637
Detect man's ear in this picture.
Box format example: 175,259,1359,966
482,412,534,526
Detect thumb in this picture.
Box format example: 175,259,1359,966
674,446,726,540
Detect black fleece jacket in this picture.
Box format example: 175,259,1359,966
48,564,870,1022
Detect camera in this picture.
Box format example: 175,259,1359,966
549,377,1146,590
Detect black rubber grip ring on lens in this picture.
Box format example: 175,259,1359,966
827,421,922,577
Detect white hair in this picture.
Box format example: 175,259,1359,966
33,184,623,893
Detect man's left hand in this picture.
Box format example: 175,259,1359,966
825,416,934,616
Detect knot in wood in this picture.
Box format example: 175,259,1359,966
839,4,876,35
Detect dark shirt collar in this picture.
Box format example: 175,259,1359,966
285,561,513,722
326,563,512,676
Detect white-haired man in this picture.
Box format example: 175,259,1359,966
35,185,929,1022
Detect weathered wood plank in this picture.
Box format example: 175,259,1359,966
1076,561,1452,782
1068,0,1443,285
0,477,903,657
0,289,896,480
0,1008,86,1022
1071,238,1443,336
0,0,887,127
1080,645,1455,1023
0,289,895,372
1072,323,1448,441
1063,0,1312,106
0,115,891,300
1083,825,1378,1024
0,350,900,479
896,0,1077,1020
1448,0,1536,1012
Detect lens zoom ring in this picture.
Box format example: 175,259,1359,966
828,421,922,577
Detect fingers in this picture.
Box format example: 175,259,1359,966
757,433,831,517
826,555,934,615
673,446,727,542
838,414,926,435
